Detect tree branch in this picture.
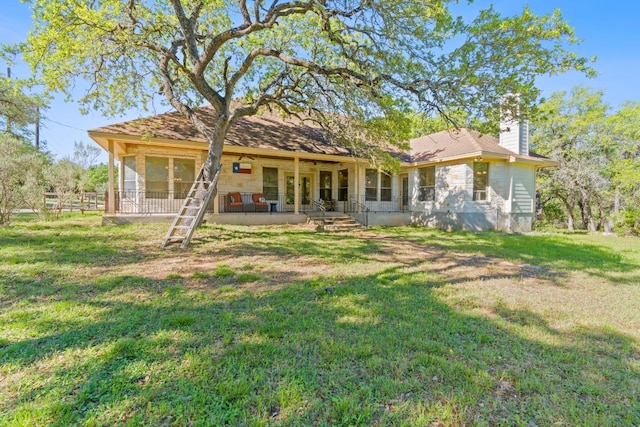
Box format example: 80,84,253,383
169,0,202,69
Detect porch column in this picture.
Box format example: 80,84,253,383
107,139,116,215
213,193,219,214
294,156,300,214
355,161,361,214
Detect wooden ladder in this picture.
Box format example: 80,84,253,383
161,164,221,249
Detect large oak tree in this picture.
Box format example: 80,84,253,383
13,1,592,182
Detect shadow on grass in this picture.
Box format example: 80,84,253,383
1,268,638,426
193,225,384,262
379,228,640,285
0,226,156,268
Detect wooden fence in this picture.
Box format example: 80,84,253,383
43,192,106,213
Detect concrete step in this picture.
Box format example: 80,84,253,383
307,213,365,232
324,223,366,232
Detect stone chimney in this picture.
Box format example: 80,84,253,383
499,94,529,156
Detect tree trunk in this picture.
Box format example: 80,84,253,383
558,195,575,231
603,191,620,234
196,126,224,209
203,121,228,182
567,211,575,232
579,188,597,232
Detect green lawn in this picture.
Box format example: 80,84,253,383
1,213,639,426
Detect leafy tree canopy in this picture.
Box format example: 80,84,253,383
9,0,594,179
0,72,48,141
531,86,640,234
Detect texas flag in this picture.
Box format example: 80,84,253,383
232,162,252,174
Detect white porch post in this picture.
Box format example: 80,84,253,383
294,156,300,214
107,139,116,215
213,193,219,214
355,162,361,214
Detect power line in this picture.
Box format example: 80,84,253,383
46,118,87,132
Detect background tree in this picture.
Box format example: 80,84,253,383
531,86,640,234
71,141,110,193
0,133,48,225
72,141,102,171
44,159,84,218
12,0,593,190
0,72,48,144
83,165,110,193
607,101,640,234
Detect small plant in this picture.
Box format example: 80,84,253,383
191,271,210,279
236,272,261,283
165,313,198,327
214,264,235,278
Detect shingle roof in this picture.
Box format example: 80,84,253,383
407,128,515,162
404,128,549,164
90,106,550,164
89,105,352,157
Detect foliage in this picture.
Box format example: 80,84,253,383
0,133,110,223
0,133,48,225
0,72,48,142
43,159,84,219
607,101,640,234
69,141,109,193
1,217,639,425
531,86,640,233
11,0,594,181
83,164,109,193
72,140,102,171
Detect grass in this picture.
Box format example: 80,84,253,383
1,212,639,426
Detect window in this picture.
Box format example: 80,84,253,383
145,157,168,198
123,156,136,194
401,176,409,206
418,166,435,201
338,169,348,201
365,169,392,201
173,158,195,198
285,176,295,205
365,168,378,201
473,162,489,201
263,167,278,200
320,171,332,201
380,172,392,201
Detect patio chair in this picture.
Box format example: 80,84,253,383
224,192,244,212
252,193,269,212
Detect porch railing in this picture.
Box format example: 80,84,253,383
113,190,335,214
113,190,420,214
345,197,370,228
350,195,409,213
113,191,186,214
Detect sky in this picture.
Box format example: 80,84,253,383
1,0,639,163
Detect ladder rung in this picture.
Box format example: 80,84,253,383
161,164,221,249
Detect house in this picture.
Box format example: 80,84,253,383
88,106,556,232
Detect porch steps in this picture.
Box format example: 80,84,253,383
309,213,366,232
161,165,221,249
